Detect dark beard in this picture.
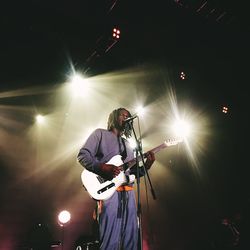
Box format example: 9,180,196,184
114,120,125,132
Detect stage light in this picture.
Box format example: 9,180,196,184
222,106,228,113
135,106,145,117
36,114,45,124
58,210,71,226
172,119,191,138
58,210,71,250
112,28,120,39
69,73,90,97
103,27,121,53
180,71,186,80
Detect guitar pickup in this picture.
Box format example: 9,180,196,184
97,183,115,194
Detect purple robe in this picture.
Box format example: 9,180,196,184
78,129,138,250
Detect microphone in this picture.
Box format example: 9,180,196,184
124,114,138,123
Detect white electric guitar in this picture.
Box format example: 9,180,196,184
81,138,182,200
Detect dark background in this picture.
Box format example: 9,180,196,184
0,1,249,249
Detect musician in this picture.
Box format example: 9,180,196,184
77,107,155,250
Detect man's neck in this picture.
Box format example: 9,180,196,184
112,128,122,136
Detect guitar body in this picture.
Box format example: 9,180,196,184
81,155,135,200
81,138,182,200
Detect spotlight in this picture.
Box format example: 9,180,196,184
69,73,90,97
58,210,71,250
180,71,186,80
112,28,120,39
172,119,191,138
135,106,145,117
222,106,228,114
35,114,45,124
96,27,122,54
58,210,71,226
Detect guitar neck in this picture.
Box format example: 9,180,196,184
149,142,168,154
125,142,168,170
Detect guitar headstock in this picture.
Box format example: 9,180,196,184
164,138,183,146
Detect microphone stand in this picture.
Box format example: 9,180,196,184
127,120,157,250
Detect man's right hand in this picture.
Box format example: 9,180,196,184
99,163,122,180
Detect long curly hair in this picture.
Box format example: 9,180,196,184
107,108,132,138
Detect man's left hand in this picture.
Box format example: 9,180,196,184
145,151,155,170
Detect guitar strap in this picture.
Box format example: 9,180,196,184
118,136,127,161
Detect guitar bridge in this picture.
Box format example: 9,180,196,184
97,175,105,183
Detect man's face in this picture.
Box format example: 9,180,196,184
117,109,130,128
